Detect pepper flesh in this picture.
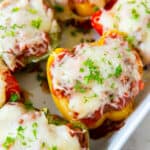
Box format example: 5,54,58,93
74,2,99,17
47,31,143,129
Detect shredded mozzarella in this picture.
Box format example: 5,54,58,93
0,103,83,150
0,0,59,70
99,0,150,64
51,36,141,119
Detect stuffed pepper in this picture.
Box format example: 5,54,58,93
49,0,110,21
47,30,143,129
0,0,60,71
0,102,89,150
0,59,21,107
91,0,150,64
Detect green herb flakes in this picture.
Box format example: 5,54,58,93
93,6,99,12
52,146,58,150
2,136,15,149
74,80,86,93
127,0,136,4
31,18,42,29
32,122,38,139
126,47,131,51
83,93,97,103
0,25,6,30
114,65,122,77
131,8,139,20
79,68,84,72
141,2,150,14
27,8,37,14
83,58,103,84
125,35,135,44
12,7,20,12
9,93,20,102
11,24,25,30
147,22,150,28
5,30,15,37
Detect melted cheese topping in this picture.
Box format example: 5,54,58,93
0,103,83,150
99,0,150,64
0,0,59,70
51,37,141,119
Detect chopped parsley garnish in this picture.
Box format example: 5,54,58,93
41,142,46,148
2,136,15,149
31,18,42,29
27,8,37,14
9,93,20,102
12,7,20,12
141,2,150,14
115,15,120,21
131,8,139,20
32,122,38,139
53,5,64,12
147,22,150,28
93,6,99,12
17,126,25,133
0,25,6,30
126,47,131,51
5,30,15,37
0,24,25,38
52,146,58,150
110,82,115,89
17,126,25,140
83,58,103,84
74,80,86,93
101,57,106,63
114,65,122,77
32,122,38,128
117,4,122,11
41,142,58,150
79,68,84,72
117,54,122,58
11,24,25,29
108,60,112,66
83,93,97,103
127,0,136,4
125,35,135,44
113,47,118,51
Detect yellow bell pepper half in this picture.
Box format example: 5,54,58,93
47,30,143,129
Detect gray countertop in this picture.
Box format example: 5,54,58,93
123,112,150,150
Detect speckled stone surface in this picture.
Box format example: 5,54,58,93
123,113,150,150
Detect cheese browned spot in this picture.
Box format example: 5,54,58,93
0,0,59,71
51,35,142,119
99,0,150,64
0,103,88,150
